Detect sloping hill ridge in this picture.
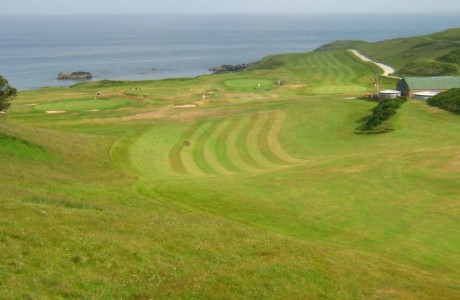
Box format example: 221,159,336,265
316,28,460,76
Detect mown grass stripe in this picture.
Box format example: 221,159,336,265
322,53,335,68
318,54,334,83
180,144,206,176
246,112,280,168
306,53,322,67
191,121,220,175
268,111,305,164
329,52,356,82
179,122,215,176
204,119,235,175
304,54,331,85
236,114,266,169
215,118,244,173
169,146,187,174
225,116,257,173
168,122,202,174
326,53,347,83
296,54,327,84
257,112,293,165
328,66,341,84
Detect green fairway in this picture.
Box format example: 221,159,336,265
126,89,177,96
309,84,368,94
34,98,132,112
124,110,303,178
1,47,460,299
224,78,275,91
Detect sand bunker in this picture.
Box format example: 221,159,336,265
88,109,100,112
172,104,198,108
46,110,66,114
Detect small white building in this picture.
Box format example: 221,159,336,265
378,89,401,100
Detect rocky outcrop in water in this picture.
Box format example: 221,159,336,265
209,63,252,74
57,71,93,80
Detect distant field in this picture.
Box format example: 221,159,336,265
1,48,459,299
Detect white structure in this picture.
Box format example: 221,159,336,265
378,89,401,100
412,91,439,100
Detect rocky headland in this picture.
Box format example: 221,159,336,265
209,63,252,74
57,71,93,80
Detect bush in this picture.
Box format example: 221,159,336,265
358,98,407,132
427,88,460,114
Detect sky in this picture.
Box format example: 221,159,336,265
2,0,460,15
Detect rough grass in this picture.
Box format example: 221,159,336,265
1,48,459,299
357,30,460,75
397,60,458,76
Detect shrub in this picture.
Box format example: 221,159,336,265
358,98,407,132
427,88,460,114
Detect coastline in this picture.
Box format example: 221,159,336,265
2,13,459,91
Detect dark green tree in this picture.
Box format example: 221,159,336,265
358,97,407,132
0,76,17,112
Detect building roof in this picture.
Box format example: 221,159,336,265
379,89,401,94
413,91,439,97
404,76,460,90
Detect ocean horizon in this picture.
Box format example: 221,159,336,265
1,13,459,90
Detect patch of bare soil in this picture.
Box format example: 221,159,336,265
286,84,305,89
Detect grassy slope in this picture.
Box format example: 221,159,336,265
1,48,459,298
356,28,460,75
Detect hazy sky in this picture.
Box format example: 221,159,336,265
2,0,460,15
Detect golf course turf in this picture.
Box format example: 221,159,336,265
1,46,459,299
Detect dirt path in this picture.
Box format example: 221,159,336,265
349,49,401,79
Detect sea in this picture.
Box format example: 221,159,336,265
1,14,459,90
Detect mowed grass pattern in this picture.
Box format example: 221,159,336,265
3,47,460,299
130,111,303,177
261,50,377,94
171,111,303,175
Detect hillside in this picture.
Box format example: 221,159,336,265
313,40,370,52
360,28,460,76
317,28,460,76
1,32,460,298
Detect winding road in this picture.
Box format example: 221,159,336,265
349,49,401,79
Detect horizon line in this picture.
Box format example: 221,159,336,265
1,11,460,17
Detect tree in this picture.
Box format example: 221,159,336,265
0,76,17,112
